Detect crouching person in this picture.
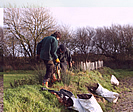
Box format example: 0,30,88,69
57,44,72,73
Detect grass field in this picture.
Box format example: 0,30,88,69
3,67,133,112
4,74,31,89
2,70,34,89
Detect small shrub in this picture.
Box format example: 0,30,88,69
61,71,72,86
33,64,46,84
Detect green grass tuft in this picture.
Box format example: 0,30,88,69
4,85,62,112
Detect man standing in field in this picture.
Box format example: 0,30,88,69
37,31,61,88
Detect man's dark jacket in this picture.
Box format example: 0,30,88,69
37,36,58,61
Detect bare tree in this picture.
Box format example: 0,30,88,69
95,24,133,61
117,25,133,59
57,24,74,51
0,27,4,71
4,8,57,58
71,27,96,61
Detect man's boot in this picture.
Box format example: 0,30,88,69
42,80,49,88
45,82,48,88
51,73,57,83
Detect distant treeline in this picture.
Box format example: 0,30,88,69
0,8,133,71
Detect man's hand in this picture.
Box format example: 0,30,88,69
36,54,40,60
56,58,60,64
69,62,72,68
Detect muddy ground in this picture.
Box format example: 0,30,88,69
111,76,133,112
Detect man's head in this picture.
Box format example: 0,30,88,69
51,31,61,40
59,44,66,53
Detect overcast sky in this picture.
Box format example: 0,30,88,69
1,0,133,7
49,7,133,29
1,0,133,29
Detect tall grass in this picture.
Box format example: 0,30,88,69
33,64,46,85
61,71,72,86
4,67,132,112
33,64,72,86
4,85,63,112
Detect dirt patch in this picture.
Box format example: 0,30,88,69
112,76,133,112
0,75,3,112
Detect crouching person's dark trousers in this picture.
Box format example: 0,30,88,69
60,62,67,73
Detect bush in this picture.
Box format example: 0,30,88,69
61,71,72,86
33,64,46,84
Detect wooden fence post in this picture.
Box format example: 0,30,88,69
81,61,84,70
